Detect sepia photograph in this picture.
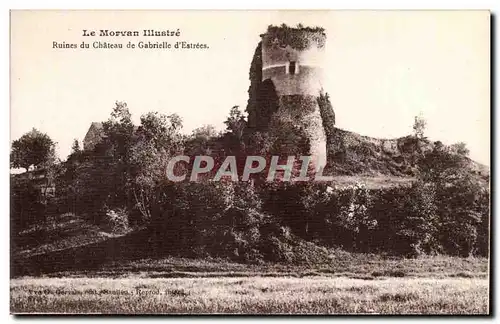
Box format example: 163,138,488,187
9,10,490,315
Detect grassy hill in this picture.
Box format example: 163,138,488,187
12,213,487,278
327,128,489,181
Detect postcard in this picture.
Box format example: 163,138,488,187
10,10,490,315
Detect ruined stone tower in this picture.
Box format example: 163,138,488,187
246,25,332,169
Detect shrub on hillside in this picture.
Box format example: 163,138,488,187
104,207,130,234
11,177,46,232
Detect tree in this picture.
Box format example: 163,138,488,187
413,114,427,139
450,142,470,156
102,101,135,156
129,112,185,222
185,124,220,157
10,128,56,172
66,102,137,222
138,112,183,151
224,106,247,140
417,140,487,256
336,183,378,252
97,102,136,211
70,139,81,154
418,141,468,185
396,181,439,256
191,124,218,139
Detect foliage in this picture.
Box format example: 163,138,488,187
417,141,468,184
412,115,427,140
434,174,488,256
10,129,59,230
12,101,490,263
104,208,130,233
245,42,263,130
392,182,439,257
265,24,326,50
11,128,56,172
70,139,81,155
192,124,219,139
335,183,377,251
417,141,488,256
224,106,247,140
450,142,470,156
317,92,336,138
11,176,46,231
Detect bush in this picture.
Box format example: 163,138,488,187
11,176,47,232
104,207,130,233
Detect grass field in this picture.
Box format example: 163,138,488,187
10,276,488,314
10,255,490,315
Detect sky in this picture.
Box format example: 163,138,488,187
10,10,490,165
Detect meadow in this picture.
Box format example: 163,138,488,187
10,255,490,314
